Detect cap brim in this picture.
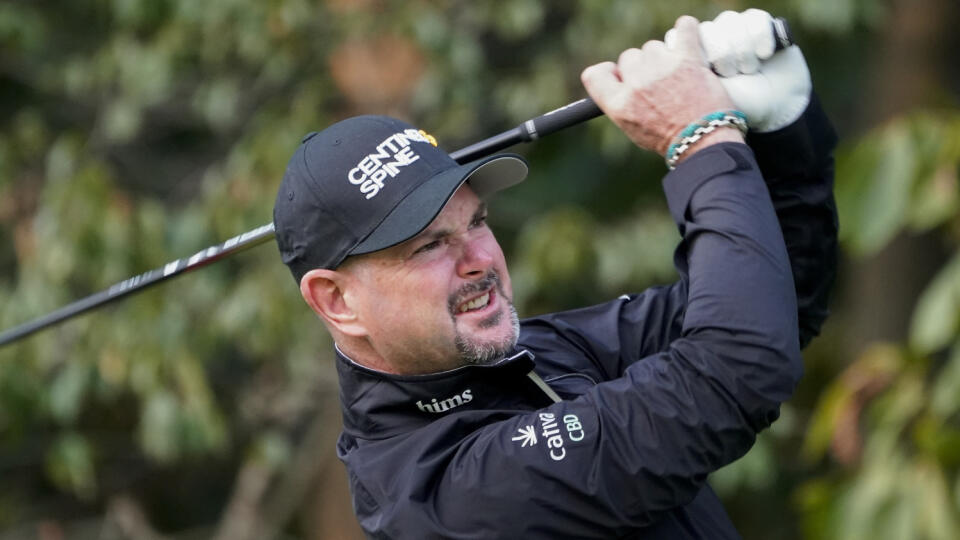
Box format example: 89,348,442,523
350,153,527,256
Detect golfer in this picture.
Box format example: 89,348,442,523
273,10,836,539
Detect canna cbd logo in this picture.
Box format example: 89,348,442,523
537,412,584,461
347,129,439,200
416,389,473,414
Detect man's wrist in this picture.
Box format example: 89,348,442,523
672,127,745,167
664,110,748,169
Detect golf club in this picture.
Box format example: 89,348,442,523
0,17,793,348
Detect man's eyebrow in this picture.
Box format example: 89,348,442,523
415,202,488,243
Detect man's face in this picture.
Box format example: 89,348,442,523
343,185,518,374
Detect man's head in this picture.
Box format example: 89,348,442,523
273,116,528,374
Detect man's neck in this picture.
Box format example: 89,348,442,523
334,341,397,374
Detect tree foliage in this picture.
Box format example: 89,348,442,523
1,0,957,538
794,110,960,540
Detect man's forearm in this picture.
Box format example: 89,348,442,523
663,142,802,419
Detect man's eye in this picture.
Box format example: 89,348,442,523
471,214,488,228
414,240,441,255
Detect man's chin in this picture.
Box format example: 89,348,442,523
455,305,520,366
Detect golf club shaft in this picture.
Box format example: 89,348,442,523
0,17,794,347
0,101,605,347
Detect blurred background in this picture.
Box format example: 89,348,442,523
1,0,959,538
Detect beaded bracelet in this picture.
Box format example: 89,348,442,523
665,110,748,170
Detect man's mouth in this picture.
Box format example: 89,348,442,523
457,289,493,314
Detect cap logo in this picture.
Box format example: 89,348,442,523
418,129,438,147
346,128,438,200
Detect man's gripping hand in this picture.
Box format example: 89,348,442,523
581,16,742,160
667,9,812,133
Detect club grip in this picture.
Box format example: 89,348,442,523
521,98,604,141
772,16,793,51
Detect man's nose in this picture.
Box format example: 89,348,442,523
456,238,494,278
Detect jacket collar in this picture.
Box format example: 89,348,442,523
335,347,538,440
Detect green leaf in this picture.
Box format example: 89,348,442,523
251,430,292,471
710,432,775,495
193,77,241,131
594,209,677,294
48,361,91,425
839,449,900,539
930,344,960,418
516,207,598,285
101,99,142,143
803,344,905,462
915,459,960,540
794,0,858,33
493,0,544,39
139,390,180,463
905,112,960,231
45,432,97,500
836,120,916,256
802,378,852,462
837,111,960,257
910,252,960,354
796,478,843,540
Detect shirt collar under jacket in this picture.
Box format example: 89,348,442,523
334,347,555,440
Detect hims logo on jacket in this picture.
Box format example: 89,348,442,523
348,129,438,200
416,389,473,414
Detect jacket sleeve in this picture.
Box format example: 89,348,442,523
747,93,838,347
364,144,804,538
523,94,838,381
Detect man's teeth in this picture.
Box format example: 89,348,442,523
459,292,490,313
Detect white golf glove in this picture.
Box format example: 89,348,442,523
666,9,811,133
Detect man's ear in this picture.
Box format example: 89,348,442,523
299,268,367,337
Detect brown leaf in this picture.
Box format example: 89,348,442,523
829,344,901,465
328,34,425,111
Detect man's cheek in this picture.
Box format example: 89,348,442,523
498,268,514,301
407,298,445,322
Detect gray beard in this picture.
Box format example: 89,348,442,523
448,271,520,366
455,303,520,366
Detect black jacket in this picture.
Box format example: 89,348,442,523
335,97,838,539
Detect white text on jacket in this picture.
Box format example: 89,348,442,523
416,389,473,413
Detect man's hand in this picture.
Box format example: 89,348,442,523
667,9,812,133
581,16,742,159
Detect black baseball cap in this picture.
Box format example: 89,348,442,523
273,115,528,282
